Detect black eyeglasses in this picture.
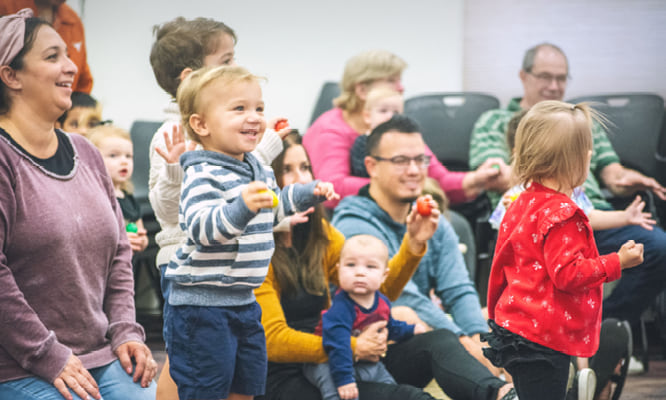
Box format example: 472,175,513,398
371,154,432,170
527,71,570,85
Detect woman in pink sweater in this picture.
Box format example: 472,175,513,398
304,49,506,209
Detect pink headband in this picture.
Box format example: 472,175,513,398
0,8,34,66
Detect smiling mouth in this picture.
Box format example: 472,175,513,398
56,82,72,88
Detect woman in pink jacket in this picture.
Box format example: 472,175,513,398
303,49,506,209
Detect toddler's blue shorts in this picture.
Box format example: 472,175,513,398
165,301,267,399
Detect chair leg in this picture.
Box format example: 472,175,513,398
640,313,650,373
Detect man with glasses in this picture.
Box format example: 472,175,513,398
469,42,666,396
332,115,499,376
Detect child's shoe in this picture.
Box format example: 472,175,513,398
577,367,596,400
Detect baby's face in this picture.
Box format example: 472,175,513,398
338,241,388,296
365,95,404,131
196,80,266,160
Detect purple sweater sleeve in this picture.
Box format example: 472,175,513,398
101,171,146,351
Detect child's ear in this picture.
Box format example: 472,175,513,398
179,67,194,83
381,267,389,283
189,113,210,138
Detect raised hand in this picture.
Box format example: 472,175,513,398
406,196,439,254
154,123,197,164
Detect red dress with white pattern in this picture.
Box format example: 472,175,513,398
487,182,621,357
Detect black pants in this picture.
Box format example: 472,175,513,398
261,329,506,400
384,329,506,400
505,351,570,400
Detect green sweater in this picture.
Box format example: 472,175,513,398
469,97,620,210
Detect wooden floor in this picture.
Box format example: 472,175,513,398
142,313,666,400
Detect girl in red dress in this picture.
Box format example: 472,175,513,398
482,100,644,400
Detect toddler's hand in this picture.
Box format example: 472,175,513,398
154,123,197,164
268,117,291,139
618,240,644,270
624,195,656,230
313,182,339,201
242,182,276,213
413,323,427,335
127,229,148,252
337,382,358,400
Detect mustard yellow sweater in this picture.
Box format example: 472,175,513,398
256,221,426,364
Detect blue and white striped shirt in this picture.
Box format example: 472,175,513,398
166,150,321,307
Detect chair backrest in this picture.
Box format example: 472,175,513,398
566,93,665,179
129,120,163,216
308,81,341,126
404,93,500,171
654,110,666,186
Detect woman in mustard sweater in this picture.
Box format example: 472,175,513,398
256,133,517,400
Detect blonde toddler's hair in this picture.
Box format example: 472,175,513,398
512,100,600,192
87,125,134,193
363,86,403,112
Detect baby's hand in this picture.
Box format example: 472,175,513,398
413,323,427,335
313,182,339,201
242,182,276,213
154,123,197,164
624,195,656,230
337,382,358,400
618,240,644,270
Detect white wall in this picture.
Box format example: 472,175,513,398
464,0,666,107
80,0,464,132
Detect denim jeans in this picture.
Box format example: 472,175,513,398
0,360,156,400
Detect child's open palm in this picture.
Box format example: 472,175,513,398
155,123,197,164
624,195,656,230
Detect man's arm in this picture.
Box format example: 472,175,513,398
599,162,666,200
